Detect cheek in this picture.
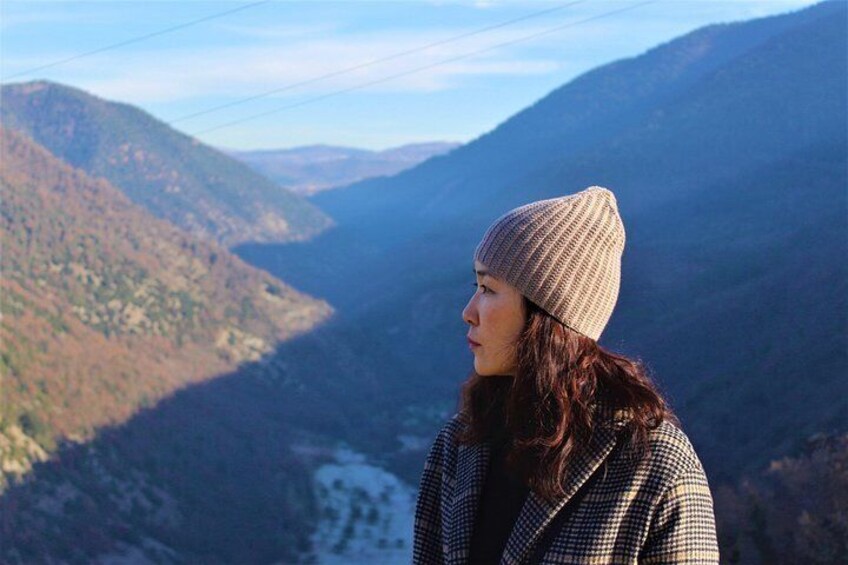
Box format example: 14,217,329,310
487,305,523,344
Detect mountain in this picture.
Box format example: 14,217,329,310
0,123,333,465
233,0,848,486
2,2,845,561
0,81,335,246
714,431,848,562
226,141,461,196
0,126,338,561
312,1,844,228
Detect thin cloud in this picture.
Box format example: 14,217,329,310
211,21,343,39
57,23,590,104
0,9,92,30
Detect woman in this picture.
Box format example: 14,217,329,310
412,186,719,564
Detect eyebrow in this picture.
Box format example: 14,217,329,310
473,268,489,278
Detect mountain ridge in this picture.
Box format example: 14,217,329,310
0,80,335,246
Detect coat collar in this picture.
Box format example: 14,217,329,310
446,399,632,565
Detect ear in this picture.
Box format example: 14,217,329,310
521,295,532,322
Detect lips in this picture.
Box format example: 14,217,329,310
467,336,481,347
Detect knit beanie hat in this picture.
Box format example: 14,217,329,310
473,186,626,341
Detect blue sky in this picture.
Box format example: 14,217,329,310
1,0,820,150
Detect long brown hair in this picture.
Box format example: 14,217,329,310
457,296,678,501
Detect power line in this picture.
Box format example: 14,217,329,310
192,0,658,138
167,1,589,125
1,0,272,82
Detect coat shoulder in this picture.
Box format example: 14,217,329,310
434,411,466,449
423,412,466,458
638,418,709,487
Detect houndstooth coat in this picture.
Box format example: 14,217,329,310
412,401,720,564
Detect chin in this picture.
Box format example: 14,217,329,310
474,362,504,377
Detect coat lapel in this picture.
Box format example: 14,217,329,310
446,400,631,565
446,439,490,565
499,423,623,565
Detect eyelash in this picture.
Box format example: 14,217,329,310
471,282,490,294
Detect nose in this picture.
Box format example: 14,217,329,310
462,293,478,326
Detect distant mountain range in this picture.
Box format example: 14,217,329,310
1,81,334,246
225,142,461,196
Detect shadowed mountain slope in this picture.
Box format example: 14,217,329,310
235,1,847,482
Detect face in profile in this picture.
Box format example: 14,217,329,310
462,259,527,376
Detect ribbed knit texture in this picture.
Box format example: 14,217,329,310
473,186,626,341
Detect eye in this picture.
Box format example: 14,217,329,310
471,282,490,294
